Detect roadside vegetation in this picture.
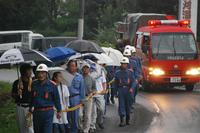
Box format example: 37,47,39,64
0,81,18,133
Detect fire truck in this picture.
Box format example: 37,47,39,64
134,19,200,91
115,13,174,45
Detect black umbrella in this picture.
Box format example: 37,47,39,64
65,40,104,53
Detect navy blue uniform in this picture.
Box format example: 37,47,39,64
30,80,61,133
130,56,142,103
106,66,118,103
115,69,136,118
128,58,139,79
130,56,142,79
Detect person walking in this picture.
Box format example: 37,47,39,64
66,60,85,133
81,63,96,133
12,63,34,133
90,61,106,132
52,71,70,133
106,66,118,104
115,57,136,127
29,64,61,133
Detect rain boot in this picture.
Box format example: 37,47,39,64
119,116,126,127
111,96,115,104
126,115,130,125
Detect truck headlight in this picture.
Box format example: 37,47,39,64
149,68,165,76
186,68,200,76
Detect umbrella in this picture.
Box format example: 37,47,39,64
65,40,104,53
45,47,76,62
102,47,124,66
0,48,52,67
69,53,113,65
97,53,113,64
0,48,53,98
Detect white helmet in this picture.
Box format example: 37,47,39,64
123,49,131,56
81,63,90,70
36,64,48,72
120,57,129,64
130,46,136,53
125,45,132,50
125,45,136,53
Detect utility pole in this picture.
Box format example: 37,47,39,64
78,0,85,40
179,0,198,38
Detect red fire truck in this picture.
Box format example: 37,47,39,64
134,20,200,91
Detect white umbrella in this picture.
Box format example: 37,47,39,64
0,48,52,99
0,48,52,66
102,47,124,66
97,53,113,64
69,53,113,65
0,48,24,65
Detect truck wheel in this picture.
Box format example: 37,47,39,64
185,84,194,91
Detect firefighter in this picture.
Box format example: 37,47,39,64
29,64,61,133
129,46,143,103
123,48,141,104
123,49,138,78
115,57,136,127
106,66,117,104
129,46,142,80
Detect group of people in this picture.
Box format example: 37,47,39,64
11,45,142,133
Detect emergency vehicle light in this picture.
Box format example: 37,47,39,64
148,20,161,26
149,67,165,76
178,20,190,26
185,68,200,76
148,20,190,27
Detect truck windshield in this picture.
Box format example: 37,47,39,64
32,39,43,51
152,33,197,60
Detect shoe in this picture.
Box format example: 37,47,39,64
98,123,104,129
89,128,95,133
126,115,130,125
119,117,126,127
111,97,115,104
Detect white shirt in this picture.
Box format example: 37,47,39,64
53,84,70,124
90,64,106,97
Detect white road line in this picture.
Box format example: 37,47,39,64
152,101,160,113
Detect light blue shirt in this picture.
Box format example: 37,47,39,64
68,73,85,100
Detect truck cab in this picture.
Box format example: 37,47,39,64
135,20,200,91
22,33,44,50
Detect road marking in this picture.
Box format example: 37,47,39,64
138,93,160,114
152,101,160,113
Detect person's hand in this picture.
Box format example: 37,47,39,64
29,108,34,113
88,92,94,97
18,89,22,96
139,75,143,81
135,79,138,84
129,89,133,94
56,111,61,119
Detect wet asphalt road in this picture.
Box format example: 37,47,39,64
1,70,200,133
143,87,200,133
0,69,18,83
96,86,200,133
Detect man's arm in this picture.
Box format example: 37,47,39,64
53,85,61,112
91,77,97,93
79,76,85,100
101,71,107,90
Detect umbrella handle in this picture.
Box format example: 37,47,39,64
17,64,22,99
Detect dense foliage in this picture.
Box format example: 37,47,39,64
0,0,199,43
